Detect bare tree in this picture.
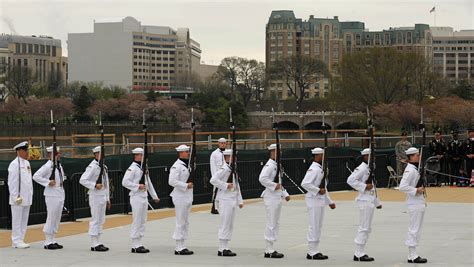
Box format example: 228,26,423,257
269,55,328,111
4,65,34,103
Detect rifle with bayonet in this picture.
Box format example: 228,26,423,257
417,107,428,198
187,108,197,183
366,107,377,197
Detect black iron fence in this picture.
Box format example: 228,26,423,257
0,147,396,229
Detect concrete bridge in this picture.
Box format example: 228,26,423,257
247,111,366,130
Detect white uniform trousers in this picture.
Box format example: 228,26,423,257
172,197,192,250
263,197,282,252
354,201,375,257
43,196,64,245
406,204,425,259
218,199,237,251
11,205,30,246
88,194,107,247
307,205,325,255
130,195,148,248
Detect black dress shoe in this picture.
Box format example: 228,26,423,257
408,256,428,263
131,246,150,253
307,252,329,260
44,243,60,250
264,251,284,258
175,248,194,255
54,243,63,249
218,249,237,257
353,254,375,262
91,244,109,252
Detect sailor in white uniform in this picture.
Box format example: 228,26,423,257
301,147,335,260
122,147,160,253
210,149,244,257
399,147,428,264
210,138,227,213
346,148,382,262
8,141,33,249
169,144,194,255
259,143,290,259
79,146,111,252
33,146,66,250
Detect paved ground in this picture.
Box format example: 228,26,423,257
0,188,473,266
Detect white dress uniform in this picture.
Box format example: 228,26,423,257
259,156,290,254
210,148,225,177
8,143,33,248
346,150,381,258
210,146,225,207
209,151,243,253
169,145,194,252
79,156,110,248
399,158,426,261
32,157,66,246
301,159,333,257
122,159,159,249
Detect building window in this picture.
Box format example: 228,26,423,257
15,43,20,53
22,43,27,53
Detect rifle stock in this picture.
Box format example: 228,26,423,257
366,107,377,196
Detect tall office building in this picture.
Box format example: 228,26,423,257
68,16,201,91
431,27,474,81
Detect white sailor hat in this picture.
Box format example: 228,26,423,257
92,146,101,153
361,148,371,155
46,146,60,153
223,149,232,156
13,141,28,151
405,147,419,155
175,144,190,152
311,147,324,155
132,147,144,154
267,144,277,150
218,138,227,143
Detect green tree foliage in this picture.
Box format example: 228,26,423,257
187,77,248,130
72,86,93,121
335,48,448,110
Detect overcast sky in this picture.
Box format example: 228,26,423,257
1,0,472,64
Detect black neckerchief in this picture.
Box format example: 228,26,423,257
179,158,189,167
362,159,368,164
133,160,141,165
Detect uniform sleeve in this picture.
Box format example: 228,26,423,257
79,165,97,190
347,166,367,193
210,165,231,191
33,163,52,188
146,174,159,200
301,168,320,195
168,166,189,192
259,165,278,191
210,152,218,177
281,188,290,198
122,167,140,193
104,171,110,201
399,169,418,197
8,162,18,199
325,192,334,205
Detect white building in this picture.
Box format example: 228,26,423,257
68,16,201,90
431,27,474,81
